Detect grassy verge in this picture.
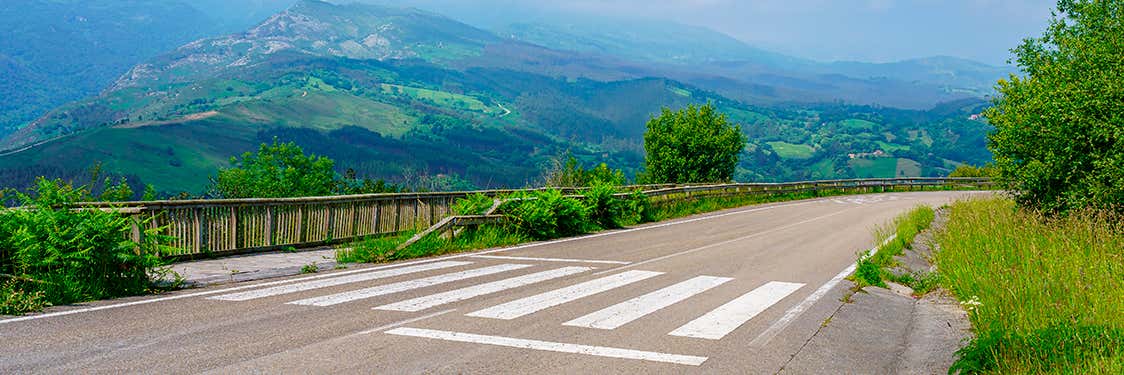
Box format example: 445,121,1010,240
937,198,1124,374
851,205,936,291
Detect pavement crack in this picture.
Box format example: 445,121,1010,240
774,298,848,375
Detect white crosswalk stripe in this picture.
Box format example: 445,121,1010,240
374,266,595,312
385,327,708,366
563,275,732,330
466,270,664,320
209,261,473,301
289,264,533,307
668,281,805,340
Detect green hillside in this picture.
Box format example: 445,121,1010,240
0,0,994,196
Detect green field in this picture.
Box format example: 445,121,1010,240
227,91,416,136
848,157,921,178
767,141,815,159
848,157,897,177
876,141,910,152
380,84,496,114
895,158,921,176
838,118,879,131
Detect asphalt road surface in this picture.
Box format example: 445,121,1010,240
0,191,986,374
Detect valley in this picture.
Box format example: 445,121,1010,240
0,0,998,196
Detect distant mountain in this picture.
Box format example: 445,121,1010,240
0,0,217,136
496,19,1010,105
0,0,993,193
821,56,1011,97
498,18,803,67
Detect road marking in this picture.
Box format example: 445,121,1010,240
470,255,630,265
669,281,805,340
384,327,708,366
375,266,594,312
749,234,895,347
289,264,533,307
592,209,854,275
563,276,732,330
209,261,473,301
0,196,836,325
467,270,664,320
356,309,457,335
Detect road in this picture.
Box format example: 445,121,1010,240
0,191,984,374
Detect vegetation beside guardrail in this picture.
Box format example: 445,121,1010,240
71,177,990,259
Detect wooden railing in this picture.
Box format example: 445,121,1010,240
76,177,990,259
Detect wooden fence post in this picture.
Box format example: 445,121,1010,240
229,206,238,250
266,205,275,247
193,207,202,254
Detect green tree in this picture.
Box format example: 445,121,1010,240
212,140,337,198
642,103,746,183
986,0,1124,213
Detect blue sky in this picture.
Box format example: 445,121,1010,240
385,0,1057,65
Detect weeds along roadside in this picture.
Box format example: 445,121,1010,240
850,205,937,292
936,198,1124,374
1,178,177,316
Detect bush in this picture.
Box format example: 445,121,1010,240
0,178,172,315
949,164,997,178
504,190,591,240
985,0,1124,214
582,184,629,229
452,193,495,216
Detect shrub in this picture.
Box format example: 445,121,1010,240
949,164,997,178
0,178,172,315
582,184,629,229
452,193,495,215
504,190,591,240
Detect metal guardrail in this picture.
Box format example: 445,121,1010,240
79,177,990,259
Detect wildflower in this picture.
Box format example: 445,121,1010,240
960,295,982,311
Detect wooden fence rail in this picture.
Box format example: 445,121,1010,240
75,177,990,259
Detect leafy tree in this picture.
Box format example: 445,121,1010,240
642,103,746,183
986,0,1124,213
212,140,337,198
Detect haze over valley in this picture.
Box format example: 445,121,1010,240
0,0,1036,195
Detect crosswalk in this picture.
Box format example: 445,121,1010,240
209,260,805,341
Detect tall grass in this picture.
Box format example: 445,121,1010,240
937,198,1124,374
852,205,935,289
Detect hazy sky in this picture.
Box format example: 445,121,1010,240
385,0,1057,65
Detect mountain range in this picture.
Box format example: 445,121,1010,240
0,0,999,195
